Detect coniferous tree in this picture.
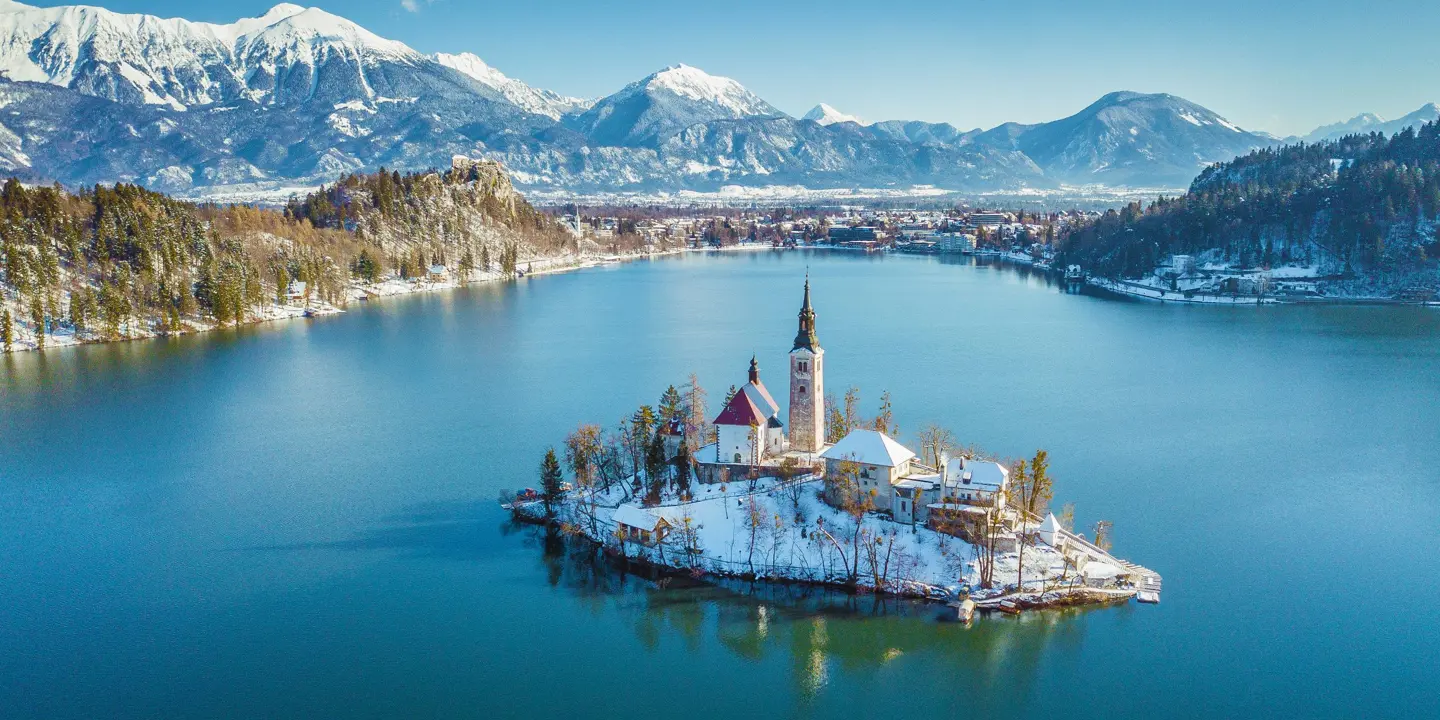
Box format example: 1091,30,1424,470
539,447,564,519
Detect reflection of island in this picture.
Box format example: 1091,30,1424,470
527,521,1118,711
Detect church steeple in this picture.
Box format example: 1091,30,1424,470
793,276,818,352
749,355,760,384
788,275,824,453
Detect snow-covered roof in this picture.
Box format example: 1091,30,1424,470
820,429,916,467
613,504,665,532
1038,513,1061,535
944,457,1008,493
740,380,779,418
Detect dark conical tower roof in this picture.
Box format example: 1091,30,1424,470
793,276,819,352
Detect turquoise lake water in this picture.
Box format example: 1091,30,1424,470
2,250,1438,718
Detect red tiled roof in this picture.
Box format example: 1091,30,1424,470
713,389,768,427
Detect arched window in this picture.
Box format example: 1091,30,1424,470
799,385,806,395
733,453,742,463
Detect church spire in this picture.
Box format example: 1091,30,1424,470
793,276,818,352
749,355,760,383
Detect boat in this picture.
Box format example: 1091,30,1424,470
302,308,317,318
1065,264,1085,282
996,599,1021,615
952,598,977,623
1137,591,1161,604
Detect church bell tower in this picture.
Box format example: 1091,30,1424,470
788,277,825,453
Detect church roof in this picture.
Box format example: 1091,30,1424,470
741,380,779,418
820,429,916,467
713,389,769,427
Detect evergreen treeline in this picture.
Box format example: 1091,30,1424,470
1058,123,1440,282
0,161,575,350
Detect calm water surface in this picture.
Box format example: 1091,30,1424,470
2,251,1438,719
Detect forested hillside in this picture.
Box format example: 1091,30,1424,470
1058,123,1440,293
0,159,614,352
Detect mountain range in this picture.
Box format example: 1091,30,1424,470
0,1,1428,200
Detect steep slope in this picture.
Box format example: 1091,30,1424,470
977,92,1273,187
433,52,590,120
566,64,782,147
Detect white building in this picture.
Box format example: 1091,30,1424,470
820,429,918,511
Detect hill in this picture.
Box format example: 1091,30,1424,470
0,158,641,352
1057,124,1440,295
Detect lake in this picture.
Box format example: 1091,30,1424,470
2,250,1437,719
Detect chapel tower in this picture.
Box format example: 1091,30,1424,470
788,277,825,453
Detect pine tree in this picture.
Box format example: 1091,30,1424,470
539,447,564,519
1,308,12,352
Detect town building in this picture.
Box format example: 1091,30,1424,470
821,428,1011,526
613,504,670,546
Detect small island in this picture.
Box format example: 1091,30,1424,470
508,278,1161,617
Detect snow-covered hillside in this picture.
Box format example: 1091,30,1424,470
433,52,590,120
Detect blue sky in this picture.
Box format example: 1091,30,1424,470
36,0,1440,136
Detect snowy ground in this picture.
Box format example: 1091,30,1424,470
534,476,1080,603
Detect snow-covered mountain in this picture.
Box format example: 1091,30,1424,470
433,52,590,120
1304,103,1440,143
0,2,1295,197
565,64,782,147
975,91,1274,186
0,1,434,108
802,103,865,126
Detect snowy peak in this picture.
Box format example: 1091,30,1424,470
433,52,590,120
972,90,1273,186
803,103,865,126
638,64,776,116
568,63,782,146
0,1,421,109
1305,103,1440,143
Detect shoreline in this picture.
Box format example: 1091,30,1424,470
0,247,684,355
507,476,1144,616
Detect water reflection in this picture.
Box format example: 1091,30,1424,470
522,522,1100,708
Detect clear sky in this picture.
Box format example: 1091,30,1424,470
33,0,1440,136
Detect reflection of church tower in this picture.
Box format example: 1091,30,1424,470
789,277,825,453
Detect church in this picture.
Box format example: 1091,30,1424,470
695,278,827,483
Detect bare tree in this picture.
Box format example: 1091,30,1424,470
683,373,710,451
916,424,957,470
565,423,604,536
742,495,771,576
1093,520,1113,552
